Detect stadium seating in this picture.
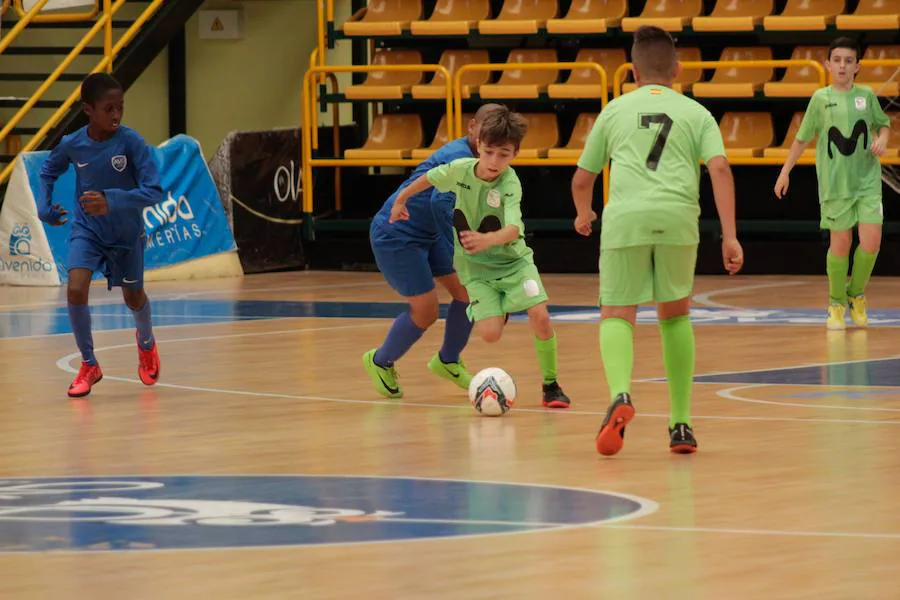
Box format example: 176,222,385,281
345,49,423,100
720,112,774,158
342,0,422,36
344,114,423,159
547,113,598,159
546,0,627,34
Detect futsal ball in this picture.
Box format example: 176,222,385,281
468,368,517,417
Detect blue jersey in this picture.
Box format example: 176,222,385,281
372,137,474,240
39,125,164,249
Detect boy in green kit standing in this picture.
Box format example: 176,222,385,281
571,26,744,456
389,106,571,408
775,37,892,330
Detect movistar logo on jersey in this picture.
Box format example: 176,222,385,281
827,120,868,159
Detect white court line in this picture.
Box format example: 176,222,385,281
0,280,385,310
717,384,900,413
600,523,900,541
52,327,900,427
636,353,900,385
691,280,807,309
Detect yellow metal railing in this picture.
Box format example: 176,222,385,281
307,49,343,210
14,0,98,22
0,0,165,184
0,0,53,55
301,63,453,214
454,62,610,201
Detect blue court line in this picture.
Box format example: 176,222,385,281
5,300,900,340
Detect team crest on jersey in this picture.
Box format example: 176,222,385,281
111,155,127,172
855,96,867,110
486,189,501,208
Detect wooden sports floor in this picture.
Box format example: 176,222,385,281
1,271,899,599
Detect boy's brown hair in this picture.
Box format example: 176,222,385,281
478,105,527,151
632,25,677,80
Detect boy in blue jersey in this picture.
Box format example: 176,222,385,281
38,73,164,398
362,104,502,399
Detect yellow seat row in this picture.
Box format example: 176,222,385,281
344,45,900,101
342,0,900,36
343,112,900,161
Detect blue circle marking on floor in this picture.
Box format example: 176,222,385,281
0,476,657,552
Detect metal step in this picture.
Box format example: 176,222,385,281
0,73,87,82
0,99,64,108
10,128,41,135
3,46,104,55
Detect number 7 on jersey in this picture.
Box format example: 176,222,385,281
639,113,673,171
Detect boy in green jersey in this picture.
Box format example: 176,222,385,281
775,37,892,331
571,26,744,456
390,106,572,408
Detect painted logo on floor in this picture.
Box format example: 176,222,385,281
0,476,656,552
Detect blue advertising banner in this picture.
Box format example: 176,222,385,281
16,135,236,283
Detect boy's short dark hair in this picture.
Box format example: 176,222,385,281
478,105,527,151
632,25,677,80
82,73,124,105
828,37,861,61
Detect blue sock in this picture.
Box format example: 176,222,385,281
67,303,96,365
132,299,155,350
439,299,473,363
373,311,425,367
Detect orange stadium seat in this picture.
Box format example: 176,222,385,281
478,0,558,34
345,49,423,100
548,48,625,98
344,114,423,160
411,113,473,160
621,0,702,32
479,49,559,99
763,113,817,159
516,113,560,158
858,45,900,97
410,0,490,35
546,0,626,34
763,0,844,31
547,113,598,159
692,0,773,32
693,46,773,98
410,50,490,100
763,46,828,98
836,0,900,30
342,0,422,36
720,112,774,158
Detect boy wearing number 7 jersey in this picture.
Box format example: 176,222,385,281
570,26,744,456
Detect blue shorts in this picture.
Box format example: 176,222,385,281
370,221,454,297
67,234,146,290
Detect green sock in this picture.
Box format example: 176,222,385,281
848,247,878,298
660,315,695,428
599,318,634,401
826,251,849,305
534,333,558,384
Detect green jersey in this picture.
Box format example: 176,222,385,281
427,157,533,284
578,85,726,250
796,85,891,203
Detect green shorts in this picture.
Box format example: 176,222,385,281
466,263,549,322
820,196,883,231
600,244,698,306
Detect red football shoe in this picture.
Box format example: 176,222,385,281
68,362,103,398
137,334,160,385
